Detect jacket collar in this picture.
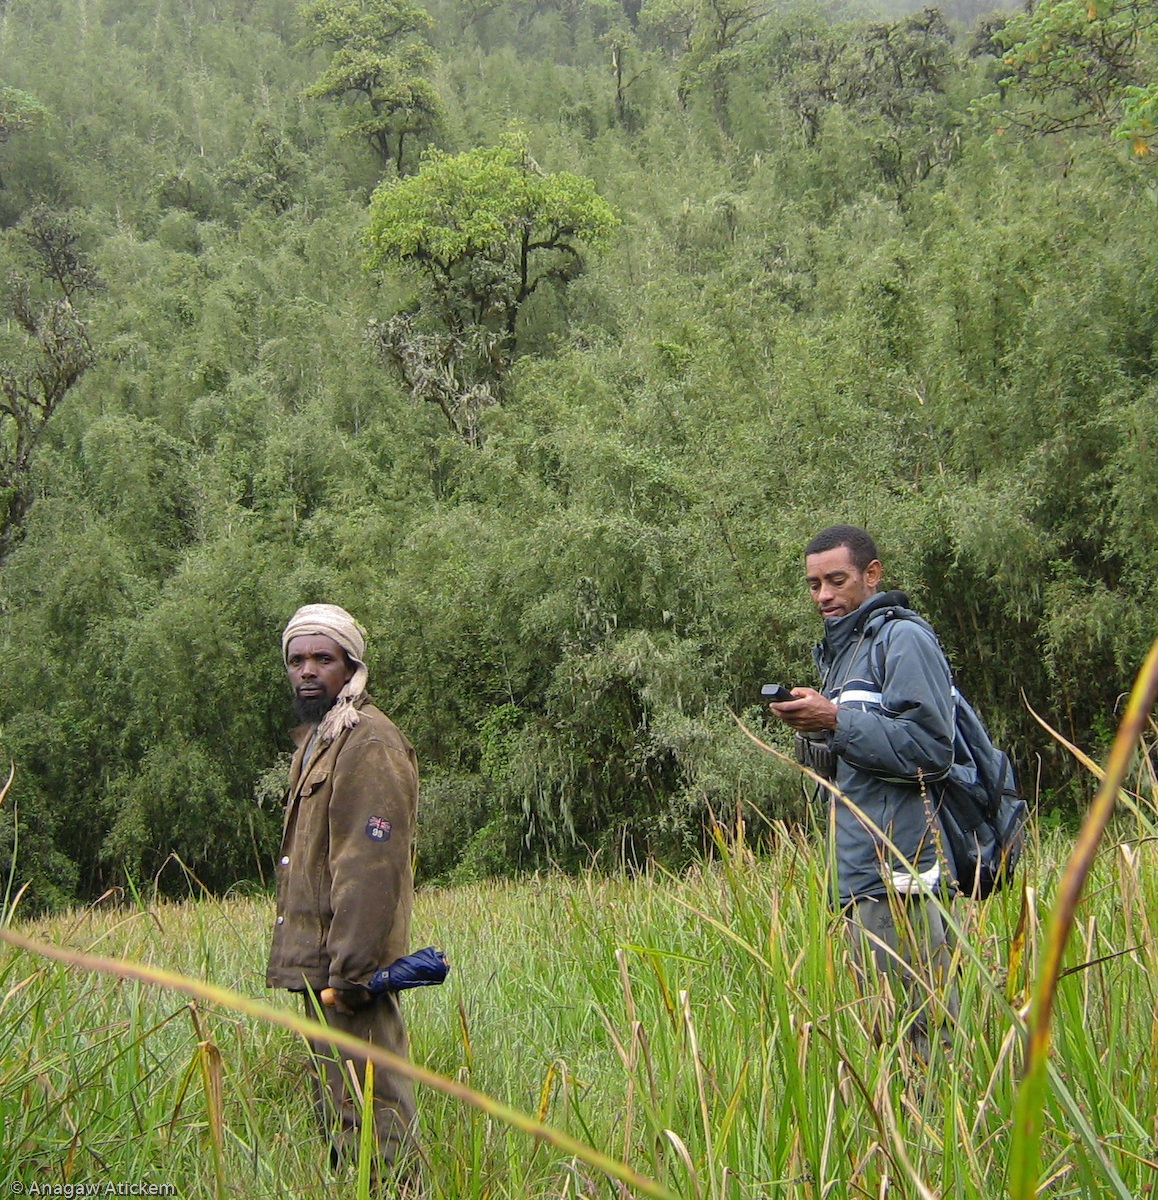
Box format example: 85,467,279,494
820,589,911,658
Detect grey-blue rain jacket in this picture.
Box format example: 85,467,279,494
812,590,955,904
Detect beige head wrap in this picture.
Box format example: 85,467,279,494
282,603,369,744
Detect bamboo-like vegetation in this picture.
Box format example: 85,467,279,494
2,0,1158,909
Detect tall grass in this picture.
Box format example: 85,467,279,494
3,737,1158,1196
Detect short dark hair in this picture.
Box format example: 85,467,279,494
805,524,879,571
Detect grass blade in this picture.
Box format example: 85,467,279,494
1008,633,1158,1200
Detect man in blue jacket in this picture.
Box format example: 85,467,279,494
769,524,958,1057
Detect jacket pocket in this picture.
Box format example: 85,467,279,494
299,771,330,798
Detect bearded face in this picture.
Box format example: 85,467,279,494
285,634,355,724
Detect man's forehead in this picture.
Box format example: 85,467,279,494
286,633,346,657
805,547,858,576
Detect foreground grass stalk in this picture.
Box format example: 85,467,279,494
1008,633,1158,1200
0,925,679,1200
357,1058,375,1200
679,988,715,1197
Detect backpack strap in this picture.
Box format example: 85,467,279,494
866,606,953,694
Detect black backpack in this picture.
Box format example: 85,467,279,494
937,691,1027,899
874,612,1028,899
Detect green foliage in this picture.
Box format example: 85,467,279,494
758,6,965,201
299,0,443,171
1117,81,1158,154
365,136,619,335
839,7,963,202
220,117,309,213
0,0,1156,907
0,83,48,184
0,208,100,564
641,0,767,124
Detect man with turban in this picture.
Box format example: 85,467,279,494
266,603,420,1178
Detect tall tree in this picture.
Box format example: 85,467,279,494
0,85,48,189
220,117,308,213
838,7,962,204
364,136,619,439
0,209,100,565
299,0,443,173
642,0,767,124
766,7,962,201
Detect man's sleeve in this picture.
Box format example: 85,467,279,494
325,735,416,992
830,621,955,783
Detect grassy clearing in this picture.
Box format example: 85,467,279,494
2,792,1158,1198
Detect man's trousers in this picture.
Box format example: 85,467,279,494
303,991,419,1172
844,893,959,1061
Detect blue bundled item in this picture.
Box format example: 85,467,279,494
367,946,450,995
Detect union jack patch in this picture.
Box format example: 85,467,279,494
365,816,392,842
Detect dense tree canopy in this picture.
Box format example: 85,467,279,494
0,0,1155,909
0,209,100,563
0,84,47,187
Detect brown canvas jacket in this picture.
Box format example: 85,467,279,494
266,696,417,994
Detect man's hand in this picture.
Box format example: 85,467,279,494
320,986,371,1015
768,687,838,733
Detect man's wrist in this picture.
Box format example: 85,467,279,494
326,984,372,1011
830,709,848,753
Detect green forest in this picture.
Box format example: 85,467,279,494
0,0,1156,911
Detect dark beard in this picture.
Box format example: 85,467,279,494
293,693,337,724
